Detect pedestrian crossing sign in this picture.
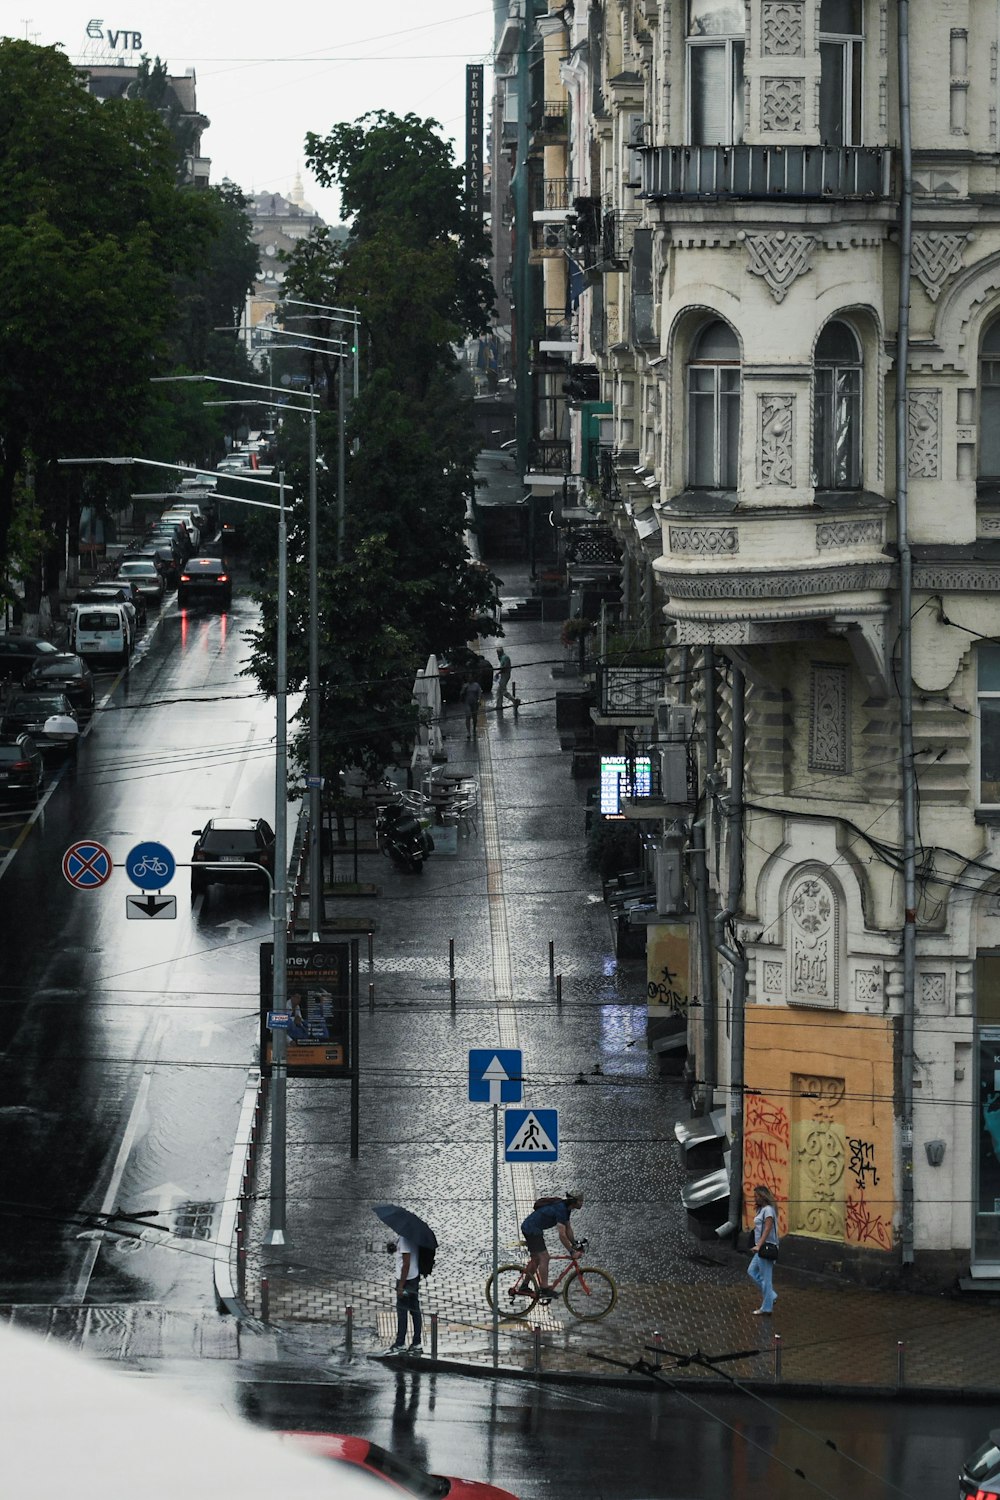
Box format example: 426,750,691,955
504,1107,558,1161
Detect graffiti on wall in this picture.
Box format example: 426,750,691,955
646,924,691,1015
845,1192,893,1249
743,1094,789,1227
847,1137,879,1191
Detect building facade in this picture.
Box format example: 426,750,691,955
491,0,1000,1288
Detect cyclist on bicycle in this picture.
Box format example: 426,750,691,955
516,1190,584,1297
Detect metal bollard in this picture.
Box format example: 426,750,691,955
431,1312,438,1360
450,976,457,1009
650,1330,663,1370
369,981,375,1014
773,1333,782,1383
237,1243,246,1300
346,1305,353,1355
556,974,562,1006
532,1323,542,1374
548,940,555,976
368,931,374,970
896,1340,905,1391
449,938,455,976
260,1276,270,1324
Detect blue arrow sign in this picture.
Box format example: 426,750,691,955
504,1108,558,1161
468,1048,523,1104
125,840,176,891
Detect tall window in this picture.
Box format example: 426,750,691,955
980,322,1000,478
813,320,862,489
820,0,863,146
687,0,745,145
979,644,1000,806
688,320,740,488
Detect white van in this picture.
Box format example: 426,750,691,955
69,606,131,667
160,510,201,548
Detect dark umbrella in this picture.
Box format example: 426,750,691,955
373,1204,437,1249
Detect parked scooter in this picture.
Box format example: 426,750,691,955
376,797,434,874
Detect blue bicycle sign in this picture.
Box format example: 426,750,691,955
126,840,176,891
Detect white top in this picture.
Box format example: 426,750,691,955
754,1203,778,1247
395,1234,419,1283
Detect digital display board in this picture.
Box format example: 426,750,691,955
599,754,652,816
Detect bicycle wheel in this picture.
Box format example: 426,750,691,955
486,1265,539,1318
563,1266,617,1320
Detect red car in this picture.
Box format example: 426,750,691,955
283,1433,520,1500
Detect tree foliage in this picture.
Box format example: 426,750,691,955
244,111,499,784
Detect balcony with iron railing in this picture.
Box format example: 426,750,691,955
602,208,640,268
531,176,579,213
527,438,571,474
596,660,666,720
530,98,569,139
639,143,892,201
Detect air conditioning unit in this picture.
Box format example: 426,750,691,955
656,701,693,740
660,743,689,804
654,831,686,915
543,224,568,251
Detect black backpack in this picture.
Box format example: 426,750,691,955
417,1242,436,1277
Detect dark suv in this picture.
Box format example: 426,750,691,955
0,733,44,804
0,637,61,692
190,817,276,903
177,558,233,608
23,653,95,722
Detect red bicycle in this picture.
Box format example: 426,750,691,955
485,1239,617,1321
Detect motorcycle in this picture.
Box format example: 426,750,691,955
375,798,435,874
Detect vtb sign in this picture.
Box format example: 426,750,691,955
87,19,144,51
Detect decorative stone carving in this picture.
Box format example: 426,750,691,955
762,958,784,993
761,0,804,55
758,394,795,485
911,231,971,302
854,968,882,1004
918,971,948,1013
761,77,805,133
668,526,739,554
788,873,839,1007
816,519,884,550
739,230,815,303
912,562,1000,591
809,664,850,774
791,1073,847,1238
659,561,892,599
907,389,941,478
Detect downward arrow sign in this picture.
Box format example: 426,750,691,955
137,895,170,917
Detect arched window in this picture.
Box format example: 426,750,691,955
820,0,863,147
687,0,745,145
813,320,862,490
980,322,1000,478
687,320,740,488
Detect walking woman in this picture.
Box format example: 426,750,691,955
747,1184,779,1315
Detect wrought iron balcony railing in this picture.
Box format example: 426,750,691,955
531,176,579,212
597,662,666,718
639,144,892,201
527,439,571,474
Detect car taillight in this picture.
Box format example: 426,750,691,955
10,760,30,771
180,574,190,582
217,574,229,583
974,1490,1000,1500
193,850,209,860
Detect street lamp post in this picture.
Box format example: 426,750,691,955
59,454,293,1246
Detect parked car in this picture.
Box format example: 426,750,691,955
120,548,173,591
0,637,61,692
281,1433,521,1499
190,816,276,902
115,559,166,603
69,586,140,639
68,605,132,667
178,473,218,493
141,532,187,580
0,691,79,755
0,732,44,805
23,653,95,722
147,520,193,561
960,1431,1000,1499
177,557,233,608
167,501,210,533
217,453,252,475
160,509,201,548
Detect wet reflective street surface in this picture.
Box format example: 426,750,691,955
0,586,276,1306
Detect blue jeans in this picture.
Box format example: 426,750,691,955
747,1252,776,1311
395,1278,422,1345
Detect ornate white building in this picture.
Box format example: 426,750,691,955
545,0,1000,1288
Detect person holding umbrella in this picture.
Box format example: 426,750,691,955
373,1205,437,1356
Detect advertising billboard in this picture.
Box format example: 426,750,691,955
260,940,354,1077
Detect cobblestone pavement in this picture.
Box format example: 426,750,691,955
242,572,1000,1400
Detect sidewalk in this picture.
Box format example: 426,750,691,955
240,571,1000,1400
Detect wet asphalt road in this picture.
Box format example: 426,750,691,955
0,585,279,1304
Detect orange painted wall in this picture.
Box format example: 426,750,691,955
742,1007,896,1252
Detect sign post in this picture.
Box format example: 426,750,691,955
469,1049,523,1367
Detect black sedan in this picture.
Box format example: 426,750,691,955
0,691,79,754
960,1431,1000,1498
0,636,61,691
177,557,233,608
0,733,44,805
190,817,275,903
23,654,95,723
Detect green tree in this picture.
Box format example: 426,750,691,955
127,55,200,181
0,39,220,611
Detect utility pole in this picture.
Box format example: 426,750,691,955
266,470,289,1247
307,390,323,931
513,0,536,563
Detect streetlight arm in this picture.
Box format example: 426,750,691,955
57,455,284,505
151,373,320,404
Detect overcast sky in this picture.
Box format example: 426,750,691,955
17,3,494,223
